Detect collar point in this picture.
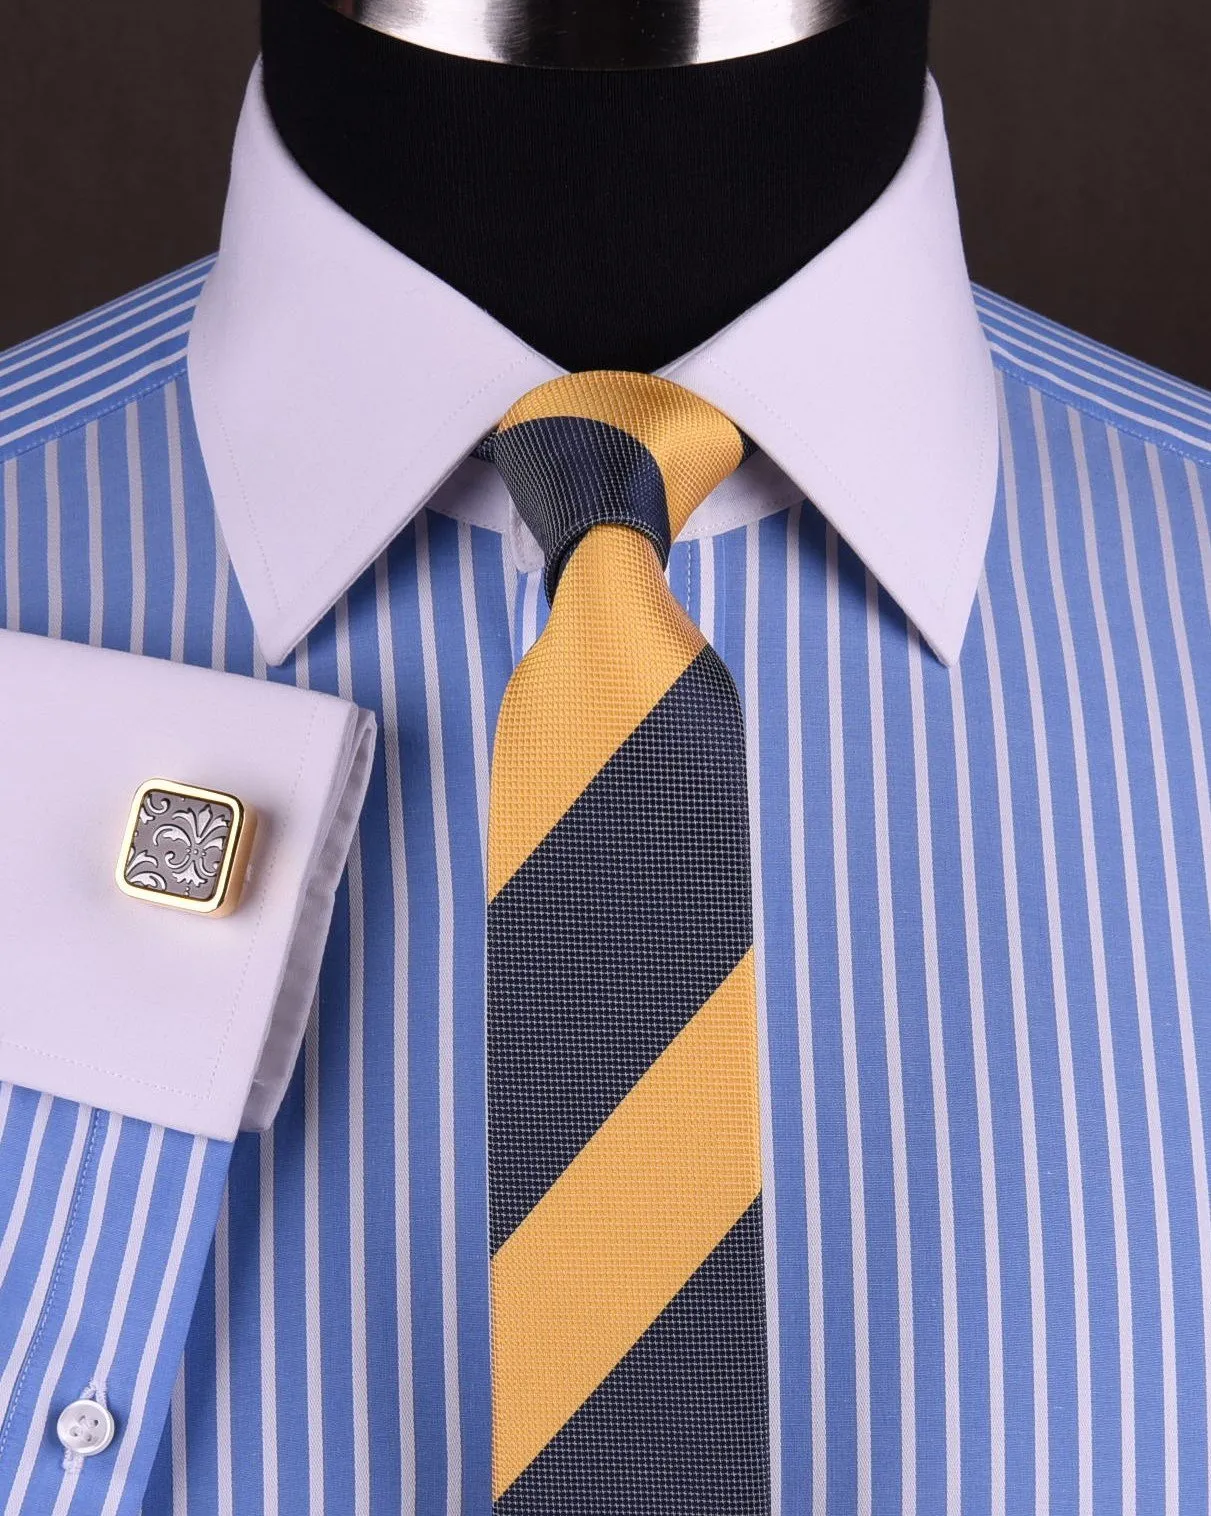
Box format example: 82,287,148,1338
911,591,976,669
256,623,308,671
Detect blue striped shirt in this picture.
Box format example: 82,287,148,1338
2,259,1211,1515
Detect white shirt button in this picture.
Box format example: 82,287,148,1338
56,1399,116,1457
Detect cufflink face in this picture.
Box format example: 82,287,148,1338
117,780,255,916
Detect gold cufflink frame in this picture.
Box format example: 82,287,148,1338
116,779,256,917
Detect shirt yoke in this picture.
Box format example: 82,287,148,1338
0,258,212,467
974,286,1211,467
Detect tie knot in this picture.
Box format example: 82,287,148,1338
478,372,749,600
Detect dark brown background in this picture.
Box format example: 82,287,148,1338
2,0,1209,386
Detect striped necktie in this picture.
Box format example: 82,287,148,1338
479,371,770,1514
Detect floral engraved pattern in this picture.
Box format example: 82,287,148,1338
124,789,235,901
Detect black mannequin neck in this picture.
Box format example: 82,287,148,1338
262,0,930,373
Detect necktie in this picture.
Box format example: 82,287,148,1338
479,372,770,1514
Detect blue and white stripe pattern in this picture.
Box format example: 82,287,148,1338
2,264,1211,1513
0,1088,230,1513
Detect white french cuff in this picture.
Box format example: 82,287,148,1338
0,629,377,1141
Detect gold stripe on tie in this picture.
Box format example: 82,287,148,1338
488,526,705,898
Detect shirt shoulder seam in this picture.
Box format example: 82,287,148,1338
992,348,1211,468
0,257,212,467
0,359,189,468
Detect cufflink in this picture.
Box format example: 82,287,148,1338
116,780,256,917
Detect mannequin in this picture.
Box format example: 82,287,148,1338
261,0,930,372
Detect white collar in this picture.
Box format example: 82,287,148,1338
187,64,997,667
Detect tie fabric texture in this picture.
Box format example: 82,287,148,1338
478,372,770,1514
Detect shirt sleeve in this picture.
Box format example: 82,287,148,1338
0,1086,231,1514
0,628,375,1512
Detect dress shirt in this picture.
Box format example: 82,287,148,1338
3,58,1211,1516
